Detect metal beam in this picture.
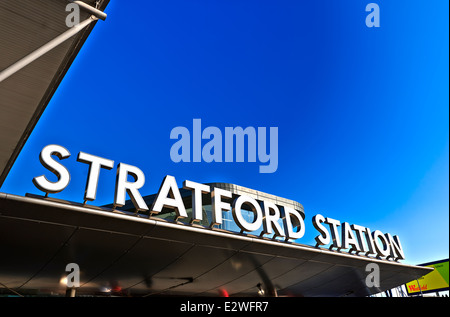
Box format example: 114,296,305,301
69,1,107,21
0,16,96,83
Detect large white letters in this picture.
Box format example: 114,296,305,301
33,144,405,261
33,144,71,194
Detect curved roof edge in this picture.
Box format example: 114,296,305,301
205,182,304,214
0,192,433,297
107,181,304,217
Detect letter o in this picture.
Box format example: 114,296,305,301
372,230,390,257
232,195,263,233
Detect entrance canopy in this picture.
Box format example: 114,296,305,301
0,193,431,297
0,0,433,297
0,0,109,187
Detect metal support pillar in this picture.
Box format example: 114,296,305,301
65,287,77,297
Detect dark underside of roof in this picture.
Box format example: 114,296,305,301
0,193,432,297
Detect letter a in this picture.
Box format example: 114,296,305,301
170,126,191,162
365,3,380,28
65,3,80,27
66,263,80,288
365,263,380,288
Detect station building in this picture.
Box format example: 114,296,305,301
0,0,432,297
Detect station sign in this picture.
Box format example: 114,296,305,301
32,144,405,261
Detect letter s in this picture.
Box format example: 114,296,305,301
33,144,71,194
312,214,331,246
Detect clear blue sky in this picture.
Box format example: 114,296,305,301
1,0,448,266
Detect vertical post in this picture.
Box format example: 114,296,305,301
65,287,76,297
416,279,423,297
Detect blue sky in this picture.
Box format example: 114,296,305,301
1,0,448,266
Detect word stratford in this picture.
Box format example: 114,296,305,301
32,144,304,241
170,119,278,173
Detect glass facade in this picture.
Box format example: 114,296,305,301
111,182,303,239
